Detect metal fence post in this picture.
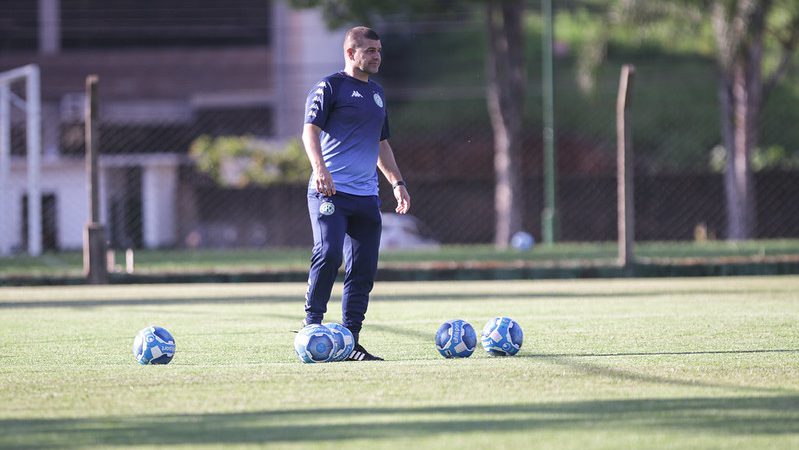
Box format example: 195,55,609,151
83,75,108,284
617,64,635,268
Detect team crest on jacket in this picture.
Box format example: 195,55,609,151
373,93,383,108
319,201,335,216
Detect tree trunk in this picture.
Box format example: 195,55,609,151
716,1,767,240
721,61,755,240
722,60,761,240
485,0,525,248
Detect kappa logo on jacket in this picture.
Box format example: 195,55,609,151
351,90,363,98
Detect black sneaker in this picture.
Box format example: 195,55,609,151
346,344,384,361
293,319,312,333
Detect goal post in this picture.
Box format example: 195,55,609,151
0,64,41,256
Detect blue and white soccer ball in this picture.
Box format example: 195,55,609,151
511,231,535,251
435,319,477,358
324,323,355,361
132,325,176,365
481,317,523,356
294,324,339,363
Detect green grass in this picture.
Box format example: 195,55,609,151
2,240,799,278
1,276,797,449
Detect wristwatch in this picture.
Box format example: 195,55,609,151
392,180,406,189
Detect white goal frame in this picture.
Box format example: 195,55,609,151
0,64,42,256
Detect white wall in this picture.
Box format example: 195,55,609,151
1,154,182,253
2,156,86,251
142,161,178,248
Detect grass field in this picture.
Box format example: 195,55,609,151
1,276,798,449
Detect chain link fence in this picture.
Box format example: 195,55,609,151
2,23,799,255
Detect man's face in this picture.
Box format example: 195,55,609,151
350,38,382,75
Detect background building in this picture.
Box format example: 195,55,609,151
0,0,341,254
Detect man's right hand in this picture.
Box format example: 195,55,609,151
315,167,336,197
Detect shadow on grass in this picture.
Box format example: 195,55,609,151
372,288,786,302
0,287,767,309
2,396,797,448
529,349,799,358
0,295,299,309
531,352,799,394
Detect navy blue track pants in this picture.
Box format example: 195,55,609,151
304,191,382,335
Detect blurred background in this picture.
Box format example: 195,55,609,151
1,0,798,259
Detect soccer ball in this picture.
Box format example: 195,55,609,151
132,325,176,365
294,324,339,363
481,317,523,356
435,319,477,358
511,231,535,251
324,323,355,361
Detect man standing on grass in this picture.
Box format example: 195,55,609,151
300,26,411,361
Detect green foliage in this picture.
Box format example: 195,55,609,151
289,0,468,28
711,143,799,174
288,1,799,173
189,136,308,187
751,145,799,171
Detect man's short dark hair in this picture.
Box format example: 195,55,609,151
344,26,381,49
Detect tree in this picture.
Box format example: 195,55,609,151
583,0,799,240
485,0,526,247
711,0,798,239
288,0,527,248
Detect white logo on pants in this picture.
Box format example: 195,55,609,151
319,201,335,216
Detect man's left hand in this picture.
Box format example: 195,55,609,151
394,186,410,214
